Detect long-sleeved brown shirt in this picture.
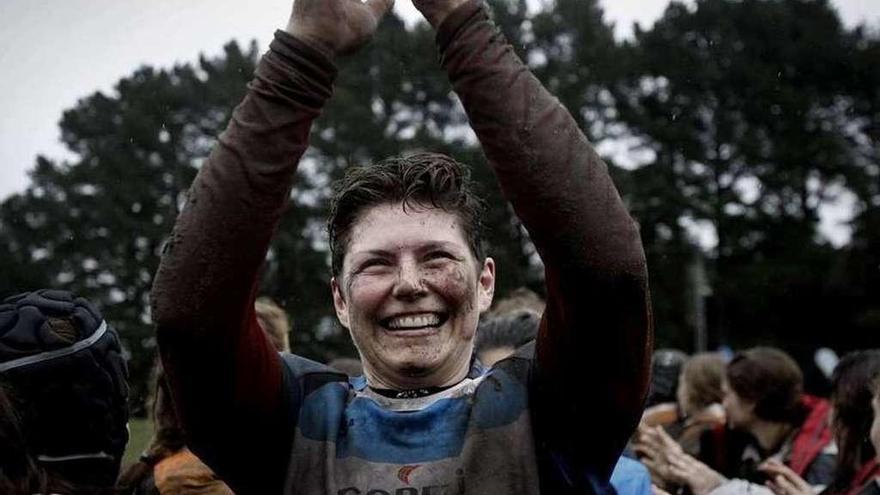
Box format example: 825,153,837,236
152,2,652,493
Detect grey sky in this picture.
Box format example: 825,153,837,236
1,0,877,209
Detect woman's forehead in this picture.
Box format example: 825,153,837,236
346,203,469,253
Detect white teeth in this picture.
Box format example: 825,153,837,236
387,313,440,329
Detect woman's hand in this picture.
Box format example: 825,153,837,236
634,425,725,495
634,424,684,486
664,448,725,495
284,0,395,57
760,460,814,495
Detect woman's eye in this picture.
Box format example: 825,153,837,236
359,259,390,271
426,251,454,262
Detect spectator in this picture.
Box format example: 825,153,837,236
118,296,288,495
676,353,727,458
255,297,291,353
474,309,540,367
636,347,836,495
646,349,689,409
489,287,545,316
0,290,129,494
641,349,691,442
116,363,233,495
760,350,880,495
639,353,732,485
723,348,834,485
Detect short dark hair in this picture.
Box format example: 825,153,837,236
328,152,485,277
726,347,803,423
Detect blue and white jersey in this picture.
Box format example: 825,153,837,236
279,344,610,495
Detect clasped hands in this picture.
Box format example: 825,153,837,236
634,424,726,495
284,0,470,57
634,425,814,495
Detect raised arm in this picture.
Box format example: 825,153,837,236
415,0,654,481
150,1,391,492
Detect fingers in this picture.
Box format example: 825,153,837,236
666,448,696,468
364,0,395,21
668,461,692,479
665,452,694,483
766,478,786,495
655,427,683,452
640,456,665,479
637,426,669,452
758,461,811,493
758,459,786,472
769,474,803,495
633,443,657,460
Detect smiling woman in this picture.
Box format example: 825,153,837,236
331,197,496,391
327,154,495,391
150,0,651,492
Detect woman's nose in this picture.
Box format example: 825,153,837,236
392,261,427,300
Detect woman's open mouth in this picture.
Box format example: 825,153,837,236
380,312,449,331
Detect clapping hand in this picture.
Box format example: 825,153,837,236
285,0,395,56
760,460,813,495
634,424,725,495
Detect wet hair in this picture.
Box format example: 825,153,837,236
328,152,485,277
474,310,540,354
826,350,880,493
726,347,804,423
680,353,726,411
647,349,689,408
255,297,291,353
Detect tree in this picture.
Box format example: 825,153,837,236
615,0,879,351
7,0,875,404
835,31,880,351
2,4,619,406
0,42,259,409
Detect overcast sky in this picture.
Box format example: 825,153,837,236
1,0,877,206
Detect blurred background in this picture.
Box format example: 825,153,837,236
1,0,878,429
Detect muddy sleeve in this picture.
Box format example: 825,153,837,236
150,31,336,494
437,0,653,481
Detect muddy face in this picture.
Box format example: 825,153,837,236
331,202,495,389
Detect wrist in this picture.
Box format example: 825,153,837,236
418,0,470,28
283,23,336,60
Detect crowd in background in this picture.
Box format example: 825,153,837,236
2,287,879,494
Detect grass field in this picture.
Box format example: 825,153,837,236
123,417,154,467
